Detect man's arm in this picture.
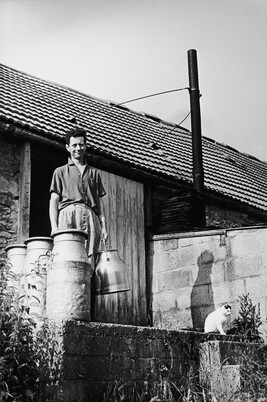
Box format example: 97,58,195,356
98,197,108,241
49,192,60,235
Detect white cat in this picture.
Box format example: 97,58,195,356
204,303,231,335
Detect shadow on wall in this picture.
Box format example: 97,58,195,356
190,250,215,331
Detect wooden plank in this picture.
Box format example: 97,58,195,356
17,142,31,242
94,170,146,325
137,181,147,324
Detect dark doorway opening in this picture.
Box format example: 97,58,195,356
30,143,65,237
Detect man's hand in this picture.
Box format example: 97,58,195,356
100,221,108,242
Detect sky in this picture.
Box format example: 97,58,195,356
1,0,267,162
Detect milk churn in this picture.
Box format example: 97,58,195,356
19,237,53,321
46,229,92,321
95,241,131,295
5,244,27,294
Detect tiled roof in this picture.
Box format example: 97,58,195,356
0,63,267,212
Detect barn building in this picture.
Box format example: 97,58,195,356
1,63,267,328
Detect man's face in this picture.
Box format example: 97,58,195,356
66,136,86,161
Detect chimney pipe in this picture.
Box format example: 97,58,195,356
187,49,206,226
188,49,204,193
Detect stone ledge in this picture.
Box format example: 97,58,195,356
152,224,267,241
44,321,266,401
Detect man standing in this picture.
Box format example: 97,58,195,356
49,127,108,263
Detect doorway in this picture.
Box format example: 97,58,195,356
30,143,65,237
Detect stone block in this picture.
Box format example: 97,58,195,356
151,239,162,253
157,269,191,292
224,258,235,282
229,278,247,301
179,237,195,248
175,288,192,309
168,249,180,270
243,276,267,303
151,251,170,273
190,283,213,307
45,380,106,402
229,229,267,257
200,235,228,261
64,332,111,356
232,254,263,278
0,176,18,195
161,238,179,251
262,253,267,270
151,273,160,293
153,306,192,331
63,355,111,381
209,260,225,284
213,365,241,401
152,290,180,312
212,284,232,306
177,244,199,268
199,340,267,401
200,341,241,401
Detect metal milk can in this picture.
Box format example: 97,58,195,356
46,229,92,321
95,241,131,295
5,244,27,294
19,236,53,321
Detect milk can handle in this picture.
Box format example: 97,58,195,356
101,238,108,252
37,251,52,270
101,238,111,262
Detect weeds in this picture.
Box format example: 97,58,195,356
228,294,267,400
103,356,211,402
228,293,263,342
0,258,63,401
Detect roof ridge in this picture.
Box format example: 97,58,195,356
0,62,110,104
1,62,267,212
1,63,191,134
202,135,267,165
1,63,266,165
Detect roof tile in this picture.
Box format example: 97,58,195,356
0,64,267,211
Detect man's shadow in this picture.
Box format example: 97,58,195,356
190,250,215,331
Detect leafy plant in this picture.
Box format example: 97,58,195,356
0,258,63,401
0,258,38,401
229,293,263,342
227,293,267,400
35,319,63,397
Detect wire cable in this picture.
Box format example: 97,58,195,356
177,110,191,127
73,86,191,150
155,110,191,147
118,87,189,106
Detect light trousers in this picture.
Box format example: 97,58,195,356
58,203,102,258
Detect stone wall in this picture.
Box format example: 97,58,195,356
44,322,267,401
0,134,21,256
149,226,267,336
45,321,204,401
200,339,267,401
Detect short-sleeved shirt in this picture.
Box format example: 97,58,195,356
50,158,106,214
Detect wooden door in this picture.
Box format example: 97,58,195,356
94,171,147,325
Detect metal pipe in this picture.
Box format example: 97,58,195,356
188,49,206,227
188,49,205,193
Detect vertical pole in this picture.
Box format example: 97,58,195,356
188,49,204,192
18,141,31,242
188,49,206,226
